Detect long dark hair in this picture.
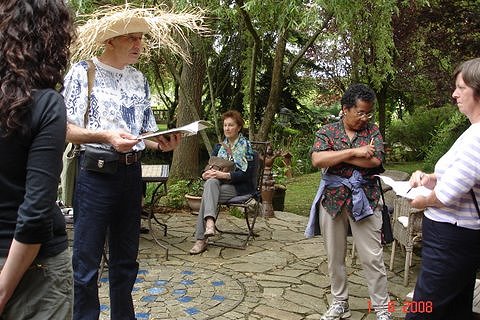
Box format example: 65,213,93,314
0,0,75,137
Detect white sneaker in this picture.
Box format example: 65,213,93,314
321,300,351,320
376,310,393,320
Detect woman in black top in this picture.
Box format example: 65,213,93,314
0,1,75,318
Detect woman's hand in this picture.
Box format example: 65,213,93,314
353,144,375,159
0,241,41,314
411,195,427,209
410,189,443,209
409,170,436,189
202,169,230,181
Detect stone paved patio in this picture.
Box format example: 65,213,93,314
89,207,422,320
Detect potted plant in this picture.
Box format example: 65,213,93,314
184,178,204,212
163,178,203,210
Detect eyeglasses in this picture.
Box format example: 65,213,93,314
355,111,374,119
352,107,374,119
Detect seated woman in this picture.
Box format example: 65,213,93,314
190,110,255,254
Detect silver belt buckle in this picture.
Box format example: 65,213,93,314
125,152,138,165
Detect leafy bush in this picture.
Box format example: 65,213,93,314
270,105,340,177
386,106,456,160
271,126,316,175
423,110,470,171
272,158,288,186
185,178,204,196
228,207,243,218
386,143,416,162
163,179,204,208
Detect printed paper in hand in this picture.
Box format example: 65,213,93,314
376,175,432,200
138,120,211,140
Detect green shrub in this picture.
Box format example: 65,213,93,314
271,126,316,175
163,178,204,209
272,157,288,186
270,106,340,177
386,106,456,160
228,207,243,218
423,110,470,171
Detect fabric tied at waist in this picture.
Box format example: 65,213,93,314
305,170,373,238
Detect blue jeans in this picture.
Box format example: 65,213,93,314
73,157,142,320
406,217,480,320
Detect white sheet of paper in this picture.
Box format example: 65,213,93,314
376,175,432,200
138,120,211,139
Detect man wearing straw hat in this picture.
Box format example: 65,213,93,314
62,5,205,319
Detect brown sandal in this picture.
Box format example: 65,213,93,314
189,240,207,255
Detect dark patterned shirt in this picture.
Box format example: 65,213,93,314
311,120,385,217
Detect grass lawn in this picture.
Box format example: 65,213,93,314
383,161,422,175
282,172,319,216
283,161,423,216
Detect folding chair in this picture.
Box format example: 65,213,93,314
211,141,268,249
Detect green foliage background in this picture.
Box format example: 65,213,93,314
386,106,457,161
423,111,470,172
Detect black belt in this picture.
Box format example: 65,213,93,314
118,151,142,165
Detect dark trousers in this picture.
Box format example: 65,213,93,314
72,158,142,320
406,216,480,320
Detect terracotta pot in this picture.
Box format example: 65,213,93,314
185,194,202,213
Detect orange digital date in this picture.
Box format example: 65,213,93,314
367,300,433,313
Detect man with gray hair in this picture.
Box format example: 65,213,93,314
63,5,205,319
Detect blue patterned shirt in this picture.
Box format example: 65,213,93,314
62,57,158,151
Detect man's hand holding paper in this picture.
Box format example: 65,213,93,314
154,133,181,152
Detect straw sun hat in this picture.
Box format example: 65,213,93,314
70,4,207,62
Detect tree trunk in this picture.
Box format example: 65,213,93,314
256,28,287,141
236,0,261,139
170,37,206,181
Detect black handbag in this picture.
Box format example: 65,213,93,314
83,146,119,174
378,177,394,245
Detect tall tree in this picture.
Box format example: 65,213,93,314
321,0,398,139
170,35,208,180
391,0,480,111
232,0,333,141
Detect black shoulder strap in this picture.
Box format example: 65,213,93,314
377,176,387,207
471,189,480,217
